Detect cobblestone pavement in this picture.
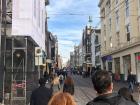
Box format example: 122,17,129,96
73,75,140,105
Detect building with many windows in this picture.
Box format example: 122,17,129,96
91,29,101,69
99,0,140,82
82,25,93,73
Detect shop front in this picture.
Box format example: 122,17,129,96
102,55,112,71
135,52,140,82
114,57,121,81
123,55,131,81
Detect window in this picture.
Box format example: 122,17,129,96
126,24,130,41
104,41,106,49
95,56,100,64
125,0,129,17
101,8,105,18
116,0,118,4
109,18,111,31
95,36,99,44
38,0,40,27
106,0,111,14
87,46,91,53
104,25,106,36
95,46,100,53
116,32,120,45
34,0,36,17
116,10,119,26
109,37,112,47
42,10,44,33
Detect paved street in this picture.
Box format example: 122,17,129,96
73,75,140,105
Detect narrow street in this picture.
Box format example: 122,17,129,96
72,75,140,105
73,75,95,105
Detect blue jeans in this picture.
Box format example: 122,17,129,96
129,82,134,93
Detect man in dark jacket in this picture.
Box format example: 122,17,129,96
86,70,138,105
30,78,53,105
0,96,2,104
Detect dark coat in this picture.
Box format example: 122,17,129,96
127,74,135,83
0,96,2,103
86,93,138,105
30,86,53,105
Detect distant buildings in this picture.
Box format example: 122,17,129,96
82,25,93,72
69,19,101,73
70,52,75,68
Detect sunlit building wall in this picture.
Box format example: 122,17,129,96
99,0,140,82
12,0,46,50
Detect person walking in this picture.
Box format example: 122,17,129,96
63,76,74,95
59,74,64,85
30,78,53,105
44,71,49,83
86,70,138,105
48,92,76,105
127,72,134,93
51,74,60,94
0,97,2,105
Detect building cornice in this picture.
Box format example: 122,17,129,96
101,41,140,57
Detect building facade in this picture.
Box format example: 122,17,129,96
91,29,101,68
82,25,93,72
0,0,49,104
57,55,63,69
99,0,140,82
70,52,75,68
79,42,83,68
74,46,79,68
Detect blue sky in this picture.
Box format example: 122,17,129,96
46,0,100,64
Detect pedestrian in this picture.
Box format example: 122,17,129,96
63,76,74,95
127,71,134,93
115,72,120,82
0,97,2,105
48,92,76,105
59,74,64,85
118,87,138,105
30,78,53,105
86,70,138,105
51,74,60,94
44,71,49,83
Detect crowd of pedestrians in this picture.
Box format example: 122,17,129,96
30,67,139,105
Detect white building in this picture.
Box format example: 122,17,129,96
91,29,101,68
12,0,46,51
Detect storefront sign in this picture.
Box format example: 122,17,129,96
102,55,112,61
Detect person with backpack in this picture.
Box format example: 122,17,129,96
86,70,138,105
